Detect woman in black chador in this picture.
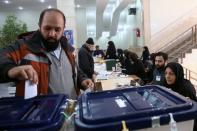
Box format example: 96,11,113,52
163,62,197,131
164,62,196,101
105,41,117,59
141,46,150,65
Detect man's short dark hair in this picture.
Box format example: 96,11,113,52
38,8,66,27
155,52,168,61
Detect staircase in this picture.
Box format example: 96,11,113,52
163,26,197,63
148,7,197,90
150,6,197,53
157,25,197,88
169,42,197,62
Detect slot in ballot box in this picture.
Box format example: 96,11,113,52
75,85,197,131
0,94,67,131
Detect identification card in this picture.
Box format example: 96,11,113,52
156,76,161,81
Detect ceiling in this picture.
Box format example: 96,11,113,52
0,0,135,39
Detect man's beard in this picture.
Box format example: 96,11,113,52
155,64,165,70
42,37,60,52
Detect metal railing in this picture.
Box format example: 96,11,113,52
183,67,197,87
158,24,197,53
157,24,197,87
158,27,193,52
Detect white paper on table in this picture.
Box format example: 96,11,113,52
96,70,111,80
99,70,112,75
25,80,37,99
96,74,108,80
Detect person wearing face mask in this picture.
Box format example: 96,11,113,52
0,8,94,99
78,37,96,81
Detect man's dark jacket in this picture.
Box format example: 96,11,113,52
0,31,87,96
78,44,94,79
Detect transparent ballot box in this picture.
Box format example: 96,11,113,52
75,85,197,131
0,94,67,131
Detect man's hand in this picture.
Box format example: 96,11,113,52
81,79,94,90
8,65,38,84
92,73,97,82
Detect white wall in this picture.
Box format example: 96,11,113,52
96,8,137,50
0,10,41,31
75,2,143,52
2,0,197,51
57,0,78,47
0,2,143,54
135,0,144,47
76,8,87,47
150,0,197,35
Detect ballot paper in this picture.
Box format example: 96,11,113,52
96,70,112,80
25,80,37,99
96,74,108,80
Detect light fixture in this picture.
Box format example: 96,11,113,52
18,6,23,10
87,32,96,37
40,0,45,3
48,5,52,9
76,4,80,8
4,0,10,4
102,31,110,37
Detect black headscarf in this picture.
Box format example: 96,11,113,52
164,62,197,101
105,41,117,59
164,62,184,87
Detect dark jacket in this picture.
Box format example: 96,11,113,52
93,50,104,58
141,47,150,65
123,57,146,79
152,67,165,86
78,44,94,79
117,49,125,67
105,50,117,59
0,31,87,96
105,41,117,59
165,79,197,101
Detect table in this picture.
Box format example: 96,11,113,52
94,63,140,91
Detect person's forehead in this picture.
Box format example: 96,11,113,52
155,56,164,61
44,11,63,17
166,67,174,74
42,11,64,24
166,67,172,71
87,44,94,47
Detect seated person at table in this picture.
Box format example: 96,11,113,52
93,45,104,58
151,52,168,85
140,46,150,66
163,62,197,101
122,51,146,80
144,53,155,83
117,48,125,68
105,41,117,59
163,62,197,131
